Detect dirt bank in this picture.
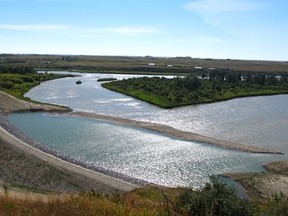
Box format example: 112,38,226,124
0,91,71,113
223,160,288,200
0,125,139,193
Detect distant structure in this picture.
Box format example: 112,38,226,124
167,64,173,67
148,63,156,66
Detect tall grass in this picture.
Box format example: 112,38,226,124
1,182,288,216
0,189,171,216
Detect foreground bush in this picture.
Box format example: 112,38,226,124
177,176,254,216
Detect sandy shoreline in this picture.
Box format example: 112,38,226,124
0,91,72,113
71,111,282,154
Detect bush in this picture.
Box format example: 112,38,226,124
257,193,288,216
0,81,14,89
178,176,254,216
21,76,34,83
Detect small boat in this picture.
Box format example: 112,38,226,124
76,80,82,85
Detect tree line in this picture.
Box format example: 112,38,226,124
0,65,36,74
102,71,288,108
204,70,288,85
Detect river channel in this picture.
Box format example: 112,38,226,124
7,72,288,188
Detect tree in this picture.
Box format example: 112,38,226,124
183,75,201,90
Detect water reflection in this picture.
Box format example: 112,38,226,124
8,112,283,188
26,72,288,153
11,72,288,187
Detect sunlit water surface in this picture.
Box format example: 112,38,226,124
7,72,288,188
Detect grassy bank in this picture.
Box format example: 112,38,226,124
0,72,74,100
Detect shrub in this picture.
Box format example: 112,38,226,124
21,76,34,83
177,176,254,216
257,193,288,216
0,81,14,89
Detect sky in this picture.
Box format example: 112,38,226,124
0,0,287,60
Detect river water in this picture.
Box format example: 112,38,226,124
7,72,288,188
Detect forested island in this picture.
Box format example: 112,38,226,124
102,71,288,108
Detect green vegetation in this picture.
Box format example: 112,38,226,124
102,72,288,108
0,66,74,99
177,176,253,216
1,177,288,215
1,54,288,74
97,78,118,82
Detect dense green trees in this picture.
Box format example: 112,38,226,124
0,65,77,99
102,72,288,108
0,65,35,74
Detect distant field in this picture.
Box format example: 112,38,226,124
1,54,288,74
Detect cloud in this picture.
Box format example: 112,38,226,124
101,26,161,36
0,24,161,38
183,0,269,28
0,24,70,32
184,0,264,14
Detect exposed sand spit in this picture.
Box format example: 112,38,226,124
71,112,283,154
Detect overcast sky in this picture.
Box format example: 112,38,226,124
0,0,287,60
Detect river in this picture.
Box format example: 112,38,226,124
7,72,288,188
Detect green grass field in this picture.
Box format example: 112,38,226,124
1,54,288,74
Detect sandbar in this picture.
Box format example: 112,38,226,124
71,112,283,154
